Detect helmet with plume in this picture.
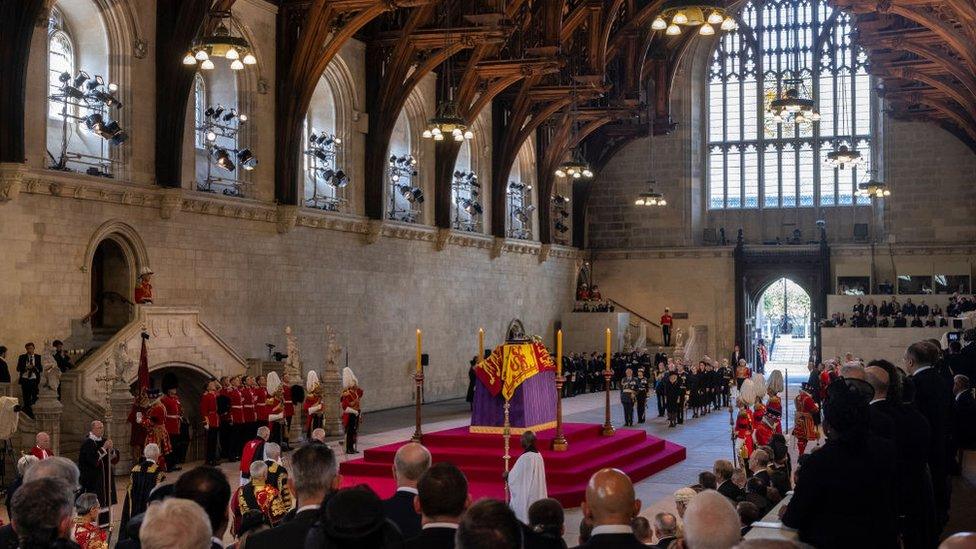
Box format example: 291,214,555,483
343,367,358,389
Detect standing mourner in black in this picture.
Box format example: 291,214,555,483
78,420,120,529
16,342,41,417
0,346,10,383
635,369,649,423
664,371,683,428
654,364,667,417
904,341,954,530
52,339,73,401
717,360,732,408
619,368,637,426
119,443,165,541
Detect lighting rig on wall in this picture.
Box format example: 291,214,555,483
451,170,482,232
651,0,738,36
197,104,257,196
552,194,571,243
48,71,127,178
388,154,422,223
507,180,535,240
182,10,257,71
304,130,349,212
766,4,819,125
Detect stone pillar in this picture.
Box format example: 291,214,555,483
321,326,343,436
107,383,134,473
33,387,63,456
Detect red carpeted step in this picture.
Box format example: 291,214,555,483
341,422,686,508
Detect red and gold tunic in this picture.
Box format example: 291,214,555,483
266,391,284,427
752,402,767,426
735,364,752,381
141,399,173,461
792,391,820,442
231,480,288,535
282,384,294,418
734,408,755,461
160,394,183,436
340,386,364,428
303,391,323,432
73,519,108,549
754,418,781,447
134,281,153,304
200,389,219,429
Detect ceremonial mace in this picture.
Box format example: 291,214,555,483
95,359,118,544
602,328,615,437
784,371,790,435
412,329,424,443
552,329,568,451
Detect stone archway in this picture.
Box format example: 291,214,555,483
129,363,211,464
83,220,150,341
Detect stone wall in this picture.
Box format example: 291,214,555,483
0,180,579,412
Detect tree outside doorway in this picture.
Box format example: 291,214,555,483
757,278,811,380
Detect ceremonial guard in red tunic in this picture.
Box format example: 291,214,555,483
126,398,148,463
754,407,782,447
281,372,297,450
734,379,757,466
160,373,185,470
750,374,767,426
765,370,785,434
134,267,154,305
242,376,257,441
792,382,821,455
265,372,286,445
231,462,288,535
341,367,364,454
734,359,752,390
303,371,324,440
200,379,220,466
137,388,172,471
227,376,245,458
254,375,269,430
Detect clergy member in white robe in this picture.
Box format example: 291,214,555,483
506,430,547,523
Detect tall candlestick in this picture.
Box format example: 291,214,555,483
412,329,424,442
553,329,568,451
416,329,422,374
478,328,484,362
602,328,615,436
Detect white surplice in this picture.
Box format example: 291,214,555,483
508,449,547,523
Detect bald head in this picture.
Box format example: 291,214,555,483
939,532,976,549
683,490,741,549
865,366,889,400
840,364,865,380
582,468,641,526
393,443,431,488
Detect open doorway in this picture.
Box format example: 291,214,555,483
756,277,811,380
130,365,211,464
89,238,133,340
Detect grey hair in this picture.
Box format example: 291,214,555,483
75,492,100,515
11,478,74,547
683,490,741,549
263,442,281,461
249,460,268,480
24,456,80,491
144,443,161,460
289,444,338,499
311,428,327,442
653,512,678,537
140,498,213,549
393,443,431,482
16,455,39,476
257,426,271,439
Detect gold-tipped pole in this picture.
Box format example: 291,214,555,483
602,328,615,436
503,398,512,502
412,329,424,443
552,329,568,451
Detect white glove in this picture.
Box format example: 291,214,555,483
269,413,283,421
344,407,359,415
308,404,322,414
136,412,143,423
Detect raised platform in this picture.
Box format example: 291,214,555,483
339,422,686,508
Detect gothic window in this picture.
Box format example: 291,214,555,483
48,8,75,118
194,74,207,149
707,0,872,209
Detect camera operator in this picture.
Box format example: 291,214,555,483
52,340,73,401
17,343,41,418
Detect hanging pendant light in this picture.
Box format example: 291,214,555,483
825,70,862,170
183,11,257,70
857,179,890,199
554,158,594,179
423,100,473,142
635,185,667,207
768,79,820,124
652,0,737,36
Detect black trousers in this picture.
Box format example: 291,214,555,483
205,427,219,465
219,422,234,459
636,396,647,422
19,379,38,411
656,391,665,416
622,400,634,426
345,414,359,453
662,325,671,346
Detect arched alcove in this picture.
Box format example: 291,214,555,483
129,363,212,463
90,238,132,336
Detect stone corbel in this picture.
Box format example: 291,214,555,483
538,243,551,263
365,219,384,244
159,188,183,219
276,204,299,234
490,236,505,259
435,227,451,251
0,163,27,203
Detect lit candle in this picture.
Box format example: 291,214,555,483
556,329,563,376
605,328,611,372
416,329,422,374
478,328,484,363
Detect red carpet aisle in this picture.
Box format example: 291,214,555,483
340,423,686,507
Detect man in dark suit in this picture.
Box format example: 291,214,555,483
905,341,954,529
382,442,431,540
457,499,522,549
650,513,678,549
952,374,976,474
575,468,645,548
16,342,41,417
405,462,469,549
173,466,232,549
714,459,744,503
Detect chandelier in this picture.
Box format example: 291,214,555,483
182,11,257,71
768,79,820,124
856,179,890,199
422,101,473,141
651,0,737,36
825,145,862,170
554,159,593,179
635,185,667,207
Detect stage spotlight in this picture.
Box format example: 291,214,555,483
555,220,569,233
211,105,225,120
462,199,483,215
222,109,238,122
557,209,570,218
322,169,336,181
332,170,349,188
552,194,570,205
58,72,71,84
73,71,90,89
90,89,123,108
509,181,525,191
237,148,258,170
212,148,236,172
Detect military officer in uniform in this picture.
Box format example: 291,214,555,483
620,368,637,426
635,368,649,424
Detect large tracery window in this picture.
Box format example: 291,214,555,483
48,9,75,119
707,0,872,210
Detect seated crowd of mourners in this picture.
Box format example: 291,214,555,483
822,296,973,327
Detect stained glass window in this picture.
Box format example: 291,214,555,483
707,0,872,209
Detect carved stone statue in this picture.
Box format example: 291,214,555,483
283,326,302,379
40,341,61,393
321,325,343,435
113,341,133,381
325,325,342,372
673,328,686,350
